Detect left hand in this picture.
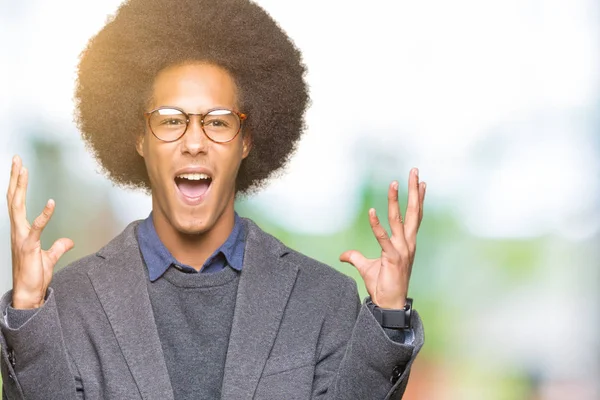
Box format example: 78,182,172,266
340,168,426,309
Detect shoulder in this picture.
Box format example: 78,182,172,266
242,218,357,293
283,247,355,288
51,220,142,291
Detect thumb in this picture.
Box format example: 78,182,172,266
46,238,75,265
340,250,368,274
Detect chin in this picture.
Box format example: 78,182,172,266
173,213,212,236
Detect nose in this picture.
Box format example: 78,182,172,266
180,114,209,156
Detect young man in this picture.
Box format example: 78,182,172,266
2,0,426,399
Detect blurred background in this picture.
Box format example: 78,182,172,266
0,0,598,398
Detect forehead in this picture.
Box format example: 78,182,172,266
150,63,238,111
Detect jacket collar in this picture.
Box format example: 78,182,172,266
88,221,174,400
221,218,298,399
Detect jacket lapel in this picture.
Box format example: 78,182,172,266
221,219,299,400
87,222,174,400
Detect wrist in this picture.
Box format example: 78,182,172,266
373,297,406,309
12,288,45,309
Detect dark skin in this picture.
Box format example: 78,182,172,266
7,63,426,310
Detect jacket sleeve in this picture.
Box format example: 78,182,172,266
312,278,424,400
0,289,83,400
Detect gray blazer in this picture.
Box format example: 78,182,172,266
0,219,423,400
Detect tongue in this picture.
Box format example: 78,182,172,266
177,179,210,198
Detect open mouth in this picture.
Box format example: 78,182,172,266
175,173,212,200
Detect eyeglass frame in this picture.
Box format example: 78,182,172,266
143,106,248,144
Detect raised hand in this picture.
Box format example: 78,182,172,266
6,156,74,309
340,168,426,309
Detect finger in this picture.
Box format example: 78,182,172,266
6,155,21,210
403,168,420,238
45,238,75,267
339,250,370,274
29,199,56,242
369,208,400,255
11,166,29,236
387,181,404,239
418,182,426,225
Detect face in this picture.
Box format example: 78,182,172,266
136,63,250,238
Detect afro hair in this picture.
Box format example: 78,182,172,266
75,0,309,195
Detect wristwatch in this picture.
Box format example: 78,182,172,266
367,298,413,330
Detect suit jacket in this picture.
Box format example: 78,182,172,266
0,218,423,400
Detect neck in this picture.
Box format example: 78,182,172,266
152,201,236,271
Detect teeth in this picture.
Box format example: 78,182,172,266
177,173,211,181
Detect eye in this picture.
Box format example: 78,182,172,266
150,108,187,128
204,118,230,128
160,118,186,126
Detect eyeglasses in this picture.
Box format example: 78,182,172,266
144,107,247,143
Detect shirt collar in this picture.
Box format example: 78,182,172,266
137,212,246,282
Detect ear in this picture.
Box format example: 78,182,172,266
136,134,145,158
241,133,252,159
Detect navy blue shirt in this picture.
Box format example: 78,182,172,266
136,212,246,281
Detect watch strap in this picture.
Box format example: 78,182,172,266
367,298,413,330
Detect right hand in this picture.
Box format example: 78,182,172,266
7,156,74,309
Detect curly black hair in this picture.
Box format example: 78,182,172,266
75,0,309,195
